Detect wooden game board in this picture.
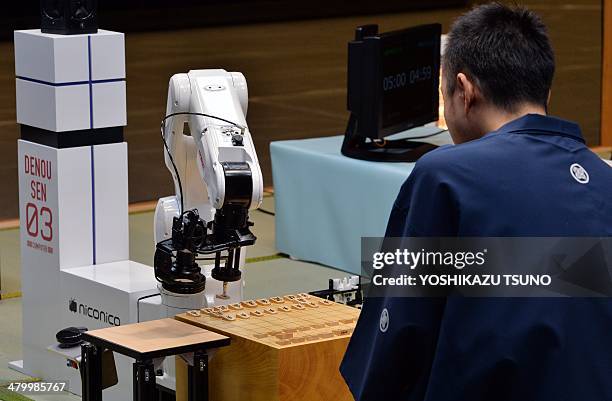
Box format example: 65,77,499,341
177,293,360,348
175,293,360,401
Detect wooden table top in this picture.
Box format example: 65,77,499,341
82,318,230,360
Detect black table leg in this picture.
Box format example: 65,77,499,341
81,343,103,401
188,350,208,401
133,360,156,401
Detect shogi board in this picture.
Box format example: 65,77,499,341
175,293,360,401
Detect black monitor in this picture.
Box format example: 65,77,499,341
342,23,442,162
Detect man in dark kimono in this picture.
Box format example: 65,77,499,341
340,3,612,401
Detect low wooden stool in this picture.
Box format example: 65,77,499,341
81,318,230,401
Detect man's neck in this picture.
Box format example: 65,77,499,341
480,103,547,134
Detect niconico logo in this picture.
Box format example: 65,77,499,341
68,298,121,326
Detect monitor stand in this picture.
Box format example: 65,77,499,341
341,114,439,162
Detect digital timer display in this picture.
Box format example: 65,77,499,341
344,23,441,148
380,31,439,129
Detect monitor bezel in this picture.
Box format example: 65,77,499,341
356,23,442,139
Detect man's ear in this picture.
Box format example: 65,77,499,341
456,73,476,114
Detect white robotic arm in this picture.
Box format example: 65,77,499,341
161,69,262,217
154,69,263,296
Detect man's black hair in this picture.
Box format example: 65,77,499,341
443,2,555,112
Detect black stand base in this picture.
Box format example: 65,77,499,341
341,114,439,162
341,137,438,162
